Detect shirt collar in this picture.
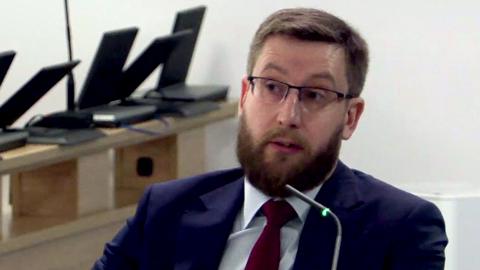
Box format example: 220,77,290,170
243,178,322,229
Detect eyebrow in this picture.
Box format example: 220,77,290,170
308,72,337,89
260,62,337,89
260,62,288,75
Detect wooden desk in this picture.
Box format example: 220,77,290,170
0,101,237,173
0,101,237,242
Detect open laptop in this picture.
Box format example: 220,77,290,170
0,51,25,152
31,27,141,130
114,30,221,119
0,61,81,151
77,27,139,109
79,30,192,127
119,30,192,99
0,51,15,88
146,6,228,102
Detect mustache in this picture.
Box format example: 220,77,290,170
258,128,309,150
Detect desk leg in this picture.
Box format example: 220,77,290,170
77,150,114,215
0,175,11,240
177,127,206,178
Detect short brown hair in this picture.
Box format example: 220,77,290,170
247,8,369,96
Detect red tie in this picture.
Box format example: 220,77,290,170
245,200,297,270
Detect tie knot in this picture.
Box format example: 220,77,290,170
262,200,296,227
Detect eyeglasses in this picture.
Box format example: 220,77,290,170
247,76,355,112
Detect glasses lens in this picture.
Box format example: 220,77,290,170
253,78,287,103
299,88,338,111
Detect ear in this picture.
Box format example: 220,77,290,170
342,97,365,140
238,76,250,115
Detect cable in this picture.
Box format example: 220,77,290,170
24,114,45,128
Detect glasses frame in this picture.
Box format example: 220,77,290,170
247,76,355,102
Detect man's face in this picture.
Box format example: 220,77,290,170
237,35,364,197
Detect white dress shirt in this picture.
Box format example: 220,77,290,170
218,179,322,270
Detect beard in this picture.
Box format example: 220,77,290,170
236,114,342,197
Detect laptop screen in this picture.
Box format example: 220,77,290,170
118,30,192,100
0,51,15,88
77,27,138,109
156,6,206,89
0,61,79,128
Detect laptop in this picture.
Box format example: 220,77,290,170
118,30,192,99
0,50,15,88
0,51,27,152
80,30,192,127
26,126,104,145
0,130,28,153
31,27,143,130
145,6,228,103
0,61,79,151
77,27,139,109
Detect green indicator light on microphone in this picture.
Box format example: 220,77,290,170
322,208,330,217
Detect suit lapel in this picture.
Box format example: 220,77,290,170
293,161,365,270
173,178,244,270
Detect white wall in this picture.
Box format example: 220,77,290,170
1,1,479,267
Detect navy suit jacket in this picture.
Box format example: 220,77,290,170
93,162,447,270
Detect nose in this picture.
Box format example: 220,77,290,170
276,88,302,128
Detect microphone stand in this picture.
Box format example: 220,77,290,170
285,184,342,270
64,0,76,111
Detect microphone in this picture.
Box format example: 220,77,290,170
64,0,76,111
285,184,342,270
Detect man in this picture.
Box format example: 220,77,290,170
93,8,447,270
